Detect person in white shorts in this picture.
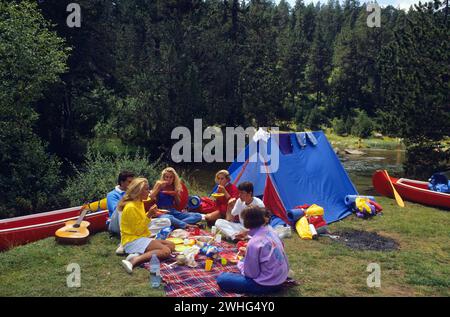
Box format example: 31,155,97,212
215,181,264,241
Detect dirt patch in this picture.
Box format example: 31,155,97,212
332,230,399,251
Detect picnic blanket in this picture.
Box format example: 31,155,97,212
144,231,242,297
143,229,297,297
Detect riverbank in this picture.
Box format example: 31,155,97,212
325,130,404,151
0,196,448,296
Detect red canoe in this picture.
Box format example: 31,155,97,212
372,170,450,210
0,207,108,252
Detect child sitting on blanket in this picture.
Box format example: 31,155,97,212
204,170,239,226
119,178,175,274
150,167,202,229
216,206,289,294
214,181,264,241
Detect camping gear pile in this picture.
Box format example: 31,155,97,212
428,173,450,193
345,195,383,219
288,204,328,240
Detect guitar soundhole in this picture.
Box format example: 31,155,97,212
73,224,80,228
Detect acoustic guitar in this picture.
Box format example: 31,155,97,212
55,206,91,245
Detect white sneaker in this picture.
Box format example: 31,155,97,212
116,244,125,255
126,253,139,262
121,260,133,274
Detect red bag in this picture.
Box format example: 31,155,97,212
369,200,383,212
197,197,218,214
308,215,327,229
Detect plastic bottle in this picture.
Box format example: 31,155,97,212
309,224,318,240
149,254,161,288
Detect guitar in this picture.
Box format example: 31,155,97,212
55,206,91,245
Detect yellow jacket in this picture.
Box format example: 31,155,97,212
120,200,151,247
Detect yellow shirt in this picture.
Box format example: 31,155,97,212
120,201,151,247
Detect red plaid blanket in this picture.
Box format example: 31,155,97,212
144,232,242,297
158,254,242,297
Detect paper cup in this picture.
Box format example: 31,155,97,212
205,259,213,271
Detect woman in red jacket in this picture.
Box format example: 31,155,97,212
205,170,239,226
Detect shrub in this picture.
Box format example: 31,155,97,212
404,142,449,179
300,107,327,131
331,117,347,136
61,150,162,207
0,123,62,219
350,109,374,138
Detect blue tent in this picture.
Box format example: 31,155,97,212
226,131,358,224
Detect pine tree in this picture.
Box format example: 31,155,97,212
379,0,450,177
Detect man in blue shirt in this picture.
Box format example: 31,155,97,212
107,171,135,231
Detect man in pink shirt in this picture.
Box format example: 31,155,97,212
216,206,289,294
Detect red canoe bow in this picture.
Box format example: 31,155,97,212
372,170,450,210
0,207,108,252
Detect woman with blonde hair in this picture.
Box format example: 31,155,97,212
119,177,175,274
150,167,202,229
204,170,239,226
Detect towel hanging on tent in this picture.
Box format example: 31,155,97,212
295,132,318,149
295,132,307,148
306,132,318,146
252,128,270,143
274,133,293,154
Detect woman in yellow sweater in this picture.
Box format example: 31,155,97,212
119,177,175,274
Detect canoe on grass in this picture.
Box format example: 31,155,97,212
0,206,108,252
372,170,450,210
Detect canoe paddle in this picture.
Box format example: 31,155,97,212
384,170,405,208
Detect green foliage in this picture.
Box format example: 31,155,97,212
379,0,450,178
0,0,68,218
331,117,347,136
0,123,62,218
403,142,448,180
1,0,449,216
380,1,449,143
350,109,374,138
305,107,328,131
0,0,68,108
61,150,162,207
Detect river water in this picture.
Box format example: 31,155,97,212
176,148,405,196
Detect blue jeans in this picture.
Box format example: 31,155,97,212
216,273,283,295
159,209,202,229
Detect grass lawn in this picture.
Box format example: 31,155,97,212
0,197,449,297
